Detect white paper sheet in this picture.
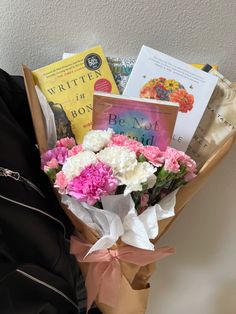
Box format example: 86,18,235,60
35,86,57,149
62,190,177,253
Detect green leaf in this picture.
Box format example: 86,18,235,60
141,182,149,190
46,168,57,181
138,154,147,162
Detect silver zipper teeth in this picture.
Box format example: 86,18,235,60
0,194,67,239
16,269,79,311
22,178,46,198
0,167,45,198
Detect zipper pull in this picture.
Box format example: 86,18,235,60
0,167,45,198
1,168,20,181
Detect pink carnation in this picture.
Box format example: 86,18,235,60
178,154,197,173
46,158,59,169
109,134,143,154
163,146,182,160
140,193,149,213
184,171,197,182
41,147,68,170
68,145,83,157
110,134,130,146
140,145,164,167
56,137,76,149
163,146,197,176
163,157,180,173
54,171,68,193
67,162,118,205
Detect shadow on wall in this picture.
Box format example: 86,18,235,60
147,146,236,313
214,280,236,314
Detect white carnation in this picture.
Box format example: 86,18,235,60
62,151,97,180
118,162,157,195
83,128,114,152
97,146,137,174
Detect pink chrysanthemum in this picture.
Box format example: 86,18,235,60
109,134,143,154
41,147,68,171
56,137,76,149
140,145,164,167
67,162,118,205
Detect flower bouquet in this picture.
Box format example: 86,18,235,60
22,65,236,314
41,128,197,313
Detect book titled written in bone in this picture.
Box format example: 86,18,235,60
33,45,119,143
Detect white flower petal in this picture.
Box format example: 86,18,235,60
83,128,113,152
62,151,97,180
147,174,157,189
118,162,156,194
97,146,137,175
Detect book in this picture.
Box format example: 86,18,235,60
92,91,179,151
192,64,218,70
123,45,218,152
33,45,119,143
63,52,218,94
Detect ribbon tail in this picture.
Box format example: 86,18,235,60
117,246,176,266
98,259,122,307
70,235,91,259
151,247,176,263
85,262,110,312
85,263,99,312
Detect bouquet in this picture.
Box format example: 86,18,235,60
22,57,236,314
41,128,197,313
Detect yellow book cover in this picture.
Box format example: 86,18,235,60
33,45,119,143
192,63,218,70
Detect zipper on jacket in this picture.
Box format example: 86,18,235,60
16,269,79,312
0,193,68,240
0,167,45,198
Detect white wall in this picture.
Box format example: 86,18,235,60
1,0,236,80
1,0,235,313
147,144,236,314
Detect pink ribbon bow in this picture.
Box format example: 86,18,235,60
70,236,175,312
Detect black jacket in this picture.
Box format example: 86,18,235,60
0,69,100,314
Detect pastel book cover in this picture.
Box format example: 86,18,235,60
123,45,218,151
92,91,179,151
33,45,119,143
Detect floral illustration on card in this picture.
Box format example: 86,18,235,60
140,77,194,113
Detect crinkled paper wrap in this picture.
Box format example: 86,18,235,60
62,190,177,254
